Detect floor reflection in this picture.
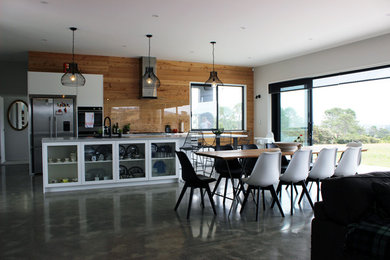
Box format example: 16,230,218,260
0,164,314,259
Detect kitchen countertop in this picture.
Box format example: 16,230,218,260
42,133,187,143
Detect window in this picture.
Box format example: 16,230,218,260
270,65,390,168
191,83,245,131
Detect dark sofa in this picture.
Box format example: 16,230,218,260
311,171,390,260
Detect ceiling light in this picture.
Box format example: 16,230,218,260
61,27,85,87
205,41,223,88
142,34,160,89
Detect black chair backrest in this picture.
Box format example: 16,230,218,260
241,144,258,175
266,143,289,166
242,144,258,150
266,143,278,149
175,151,200,183
214,145,242,173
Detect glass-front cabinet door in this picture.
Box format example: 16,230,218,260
117,141,146,181
45,144,79,185
83,143,113,182
150,141,177,178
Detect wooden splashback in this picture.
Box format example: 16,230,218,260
28,52,254,140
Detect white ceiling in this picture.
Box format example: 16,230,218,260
1,0,390,67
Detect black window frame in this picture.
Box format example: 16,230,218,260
190,83,245,131
269,64,390,143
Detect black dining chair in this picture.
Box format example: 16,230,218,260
241,144,258,177
175,151,217,219
211,145,244,205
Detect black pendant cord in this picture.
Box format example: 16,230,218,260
148,36,151,69
72,29,75,64
212,42,215,72
210,41,216,81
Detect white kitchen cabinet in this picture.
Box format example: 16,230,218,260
28,71,103,107
42,142,81,190
42,136,182,193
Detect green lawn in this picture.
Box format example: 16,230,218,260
361,143,390,167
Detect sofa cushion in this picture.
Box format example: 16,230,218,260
345,215,390,260
321,171,390,225
372,182,390,217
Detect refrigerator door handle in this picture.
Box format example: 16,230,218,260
54,117,57,138
49,116,52,138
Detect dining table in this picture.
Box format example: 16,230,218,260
196,133,248,149
195,145,367,214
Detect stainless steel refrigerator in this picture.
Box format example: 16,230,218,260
31,97,76,174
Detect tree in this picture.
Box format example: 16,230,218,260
321,108,364,140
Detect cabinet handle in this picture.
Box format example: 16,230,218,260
49,116,52,138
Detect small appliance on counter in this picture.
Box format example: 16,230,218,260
165,125,171,133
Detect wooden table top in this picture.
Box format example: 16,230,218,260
195,146,367,160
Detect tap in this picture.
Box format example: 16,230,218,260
104,116,112,137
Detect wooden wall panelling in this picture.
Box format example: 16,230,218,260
28,52,253,141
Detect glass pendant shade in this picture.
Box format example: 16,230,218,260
142,67,160,88
61,63,86,86
205,71,223,87
61,27,86,87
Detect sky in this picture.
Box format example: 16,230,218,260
281,77,390,129
313,78,390,128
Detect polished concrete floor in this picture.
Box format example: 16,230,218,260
0,164,314,259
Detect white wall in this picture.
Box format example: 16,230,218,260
254,33,390,137
3,96,29,162
0,59,29,163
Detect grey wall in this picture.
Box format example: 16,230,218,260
0,57,29,163
254,33,390,137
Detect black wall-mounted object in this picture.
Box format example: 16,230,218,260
255,94,261,99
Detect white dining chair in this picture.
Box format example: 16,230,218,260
334,147,362,177
240,151,284,221
346,142,363,147
271,149,313,215
298,147,337,203
346,142,362,166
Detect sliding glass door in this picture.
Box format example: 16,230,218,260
280,88,310,145
270,80,312,145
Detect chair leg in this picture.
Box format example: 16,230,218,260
290,182,294,216
256,187,260,221
187,187,194,219
174,183,188,211
240,186,251,214
294,185,299,195
200,188,205,208
271,183,282,209
316,180,320,202
270,186,284,217
205,185,217,215
298,180,308,204
262,189,265,210
211,175,222,196
223,178,228,205
301,181,314,210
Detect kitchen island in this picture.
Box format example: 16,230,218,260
42,133,186,193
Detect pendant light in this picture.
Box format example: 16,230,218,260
205,41,223,87
142,34,160,88
61,27,86,87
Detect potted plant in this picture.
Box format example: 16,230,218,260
123,123,130,134
212,128,224,136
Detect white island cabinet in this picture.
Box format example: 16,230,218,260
42,135,185,193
